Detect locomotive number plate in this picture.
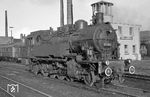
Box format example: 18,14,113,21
104,43,111,46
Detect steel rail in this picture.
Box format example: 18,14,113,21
0,74,52,97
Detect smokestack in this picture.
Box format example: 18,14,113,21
96,12,104,24
5,10,8,37
60,0,64,27
67,0,73,25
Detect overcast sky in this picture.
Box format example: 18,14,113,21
0,0,150,38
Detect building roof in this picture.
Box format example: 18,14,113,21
112,22,141,27
14,39,21,43
0,36,22,48
0,36,12,44
91,0,113,6
0,41,24,48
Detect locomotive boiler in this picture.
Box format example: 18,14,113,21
25,0,135,86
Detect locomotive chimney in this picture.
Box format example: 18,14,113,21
5,10,8,37
96,12,104,24
60,0,64,27
67,0,73,25
92,12,104,25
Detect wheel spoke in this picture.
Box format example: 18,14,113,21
84,71,95,86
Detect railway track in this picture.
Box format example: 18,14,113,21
0,86,15,97
1,62,150,97
104,84,150,97
41,74,150,97
64,81,147,97
0,72,136,97
0,74,52,97
123,73,150,81
0,65,131,97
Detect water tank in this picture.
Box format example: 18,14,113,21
75,20,88,30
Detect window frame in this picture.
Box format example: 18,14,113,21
129,27,134,36
118,26,122,35
124,45,129,55
133,45,136,54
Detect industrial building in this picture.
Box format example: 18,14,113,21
0,10,25,58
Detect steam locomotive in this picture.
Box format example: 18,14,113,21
23,12,135,86
0,0,135,86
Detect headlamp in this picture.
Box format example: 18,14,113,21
105,60,110,65
128,59,131,64
105,67,112,77
129,66,135,74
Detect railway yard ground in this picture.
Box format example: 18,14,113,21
0,60,150,97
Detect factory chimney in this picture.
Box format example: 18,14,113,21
67,0,73,25
60,0,64,27
5,10,8,37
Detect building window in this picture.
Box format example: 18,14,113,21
133,45,136,54
29,38,32,45
124,45,129,55
36,35,41,43
118,26,122,35
105,5,108,15
129,27,133,35
32,38,35,45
